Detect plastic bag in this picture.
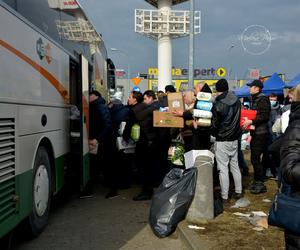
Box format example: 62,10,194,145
168,134,185,166
130,123,140,142
149,167,197,238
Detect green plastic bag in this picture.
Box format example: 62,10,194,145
131,123,140,142
168,134,185,166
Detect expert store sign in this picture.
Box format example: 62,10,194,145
148,67,226,78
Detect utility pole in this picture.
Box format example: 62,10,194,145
188,0,195,90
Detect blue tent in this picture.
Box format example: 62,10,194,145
234,84,250,98
286,73,300,88
262,73,285,96
234,73,285,97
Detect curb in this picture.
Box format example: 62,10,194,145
177,221,215,250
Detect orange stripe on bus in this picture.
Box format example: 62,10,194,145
82,96,89,135
0,39,68,102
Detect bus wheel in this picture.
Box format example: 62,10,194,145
28,146,51,237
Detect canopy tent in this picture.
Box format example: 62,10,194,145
286,73,300,88
261,73,285,96
234,84,250,98
234,73,285,97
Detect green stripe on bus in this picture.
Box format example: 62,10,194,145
55,154,67,192
81,153,90,190
0,170,33,239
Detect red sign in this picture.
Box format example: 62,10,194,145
249,69,260,79
48,0,78,10
115,70,125,77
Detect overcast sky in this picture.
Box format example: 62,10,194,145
80,0,300,80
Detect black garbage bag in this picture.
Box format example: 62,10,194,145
149,167,197,238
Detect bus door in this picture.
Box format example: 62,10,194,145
69,55,90,192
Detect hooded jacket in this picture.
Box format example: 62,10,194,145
89,96,113,142
109,102,130,138
211,91,241,141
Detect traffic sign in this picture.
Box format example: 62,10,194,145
131,77,141,86
216,67,226,77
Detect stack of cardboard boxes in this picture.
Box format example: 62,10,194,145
153,92,184,128
192,92,213,127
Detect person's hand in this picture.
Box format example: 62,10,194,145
192,119,198,129
242,119,252,130
89,139,98,146
172,110,183,117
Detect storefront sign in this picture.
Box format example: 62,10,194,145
148,67,224,77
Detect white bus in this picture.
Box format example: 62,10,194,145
0,0,113,239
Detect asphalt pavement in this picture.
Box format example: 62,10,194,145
11,185,188,250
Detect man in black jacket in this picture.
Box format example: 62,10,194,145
211,79,242,202
243,80,271,194
123,91,157,201
89,91,117,199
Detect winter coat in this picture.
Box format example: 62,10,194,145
89,96,113,143
280,102,300,249
270,101,281,125
123,102,157,143
269,101,281,139
280,101,300,249
211,91,241,141
250,92,271,136
109,102,130,138
281,102,300,194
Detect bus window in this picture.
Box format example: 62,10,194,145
14,0,62,44
1,0,17,9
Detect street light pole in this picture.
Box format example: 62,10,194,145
188,0,195,90
110,48,131,97
227,44,235,79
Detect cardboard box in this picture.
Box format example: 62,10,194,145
167,92,184,112
153,111,184,128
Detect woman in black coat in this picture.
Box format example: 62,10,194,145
280,84,300,250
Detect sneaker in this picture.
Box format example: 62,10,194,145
105,189,119,199
241,170,249,177
270,176,278,181
79,193,94,199
232,192,243,200
222,199,231,209
118,184,131,190
266,168,273,178
133,192,152,201
248,181,256,190
79,189,94,199
250,182,267,194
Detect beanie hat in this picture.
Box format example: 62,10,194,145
165,85,176,93
215,79,229,92
89,90,101,97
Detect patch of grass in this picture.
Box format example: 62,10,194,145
193,150,285,250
